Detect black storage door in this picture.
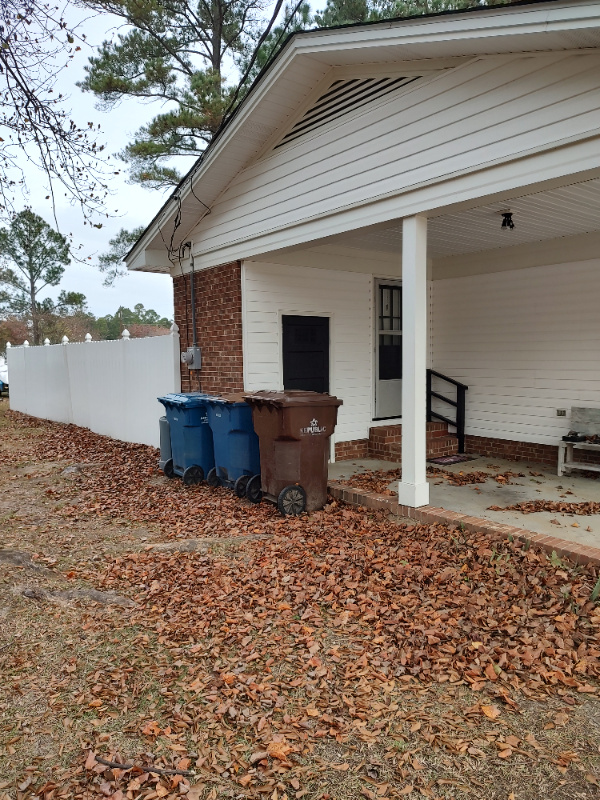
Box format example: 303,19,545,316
282,315,329,393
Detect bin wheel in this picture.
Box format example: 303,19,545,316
234,475,250,498
183,465,204,486
277,484,307,516
162,458,175,479
246,474,262,504
207,468,221,488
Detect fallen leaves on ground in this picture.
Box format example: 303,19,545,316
331,466,526,495
3,410,600,800
330,468,402,495
433,469,525,487
69,503,600,796
488,500,600,516
5,410,278,538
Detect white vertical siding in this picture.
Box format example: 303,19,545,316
243,260,374,443
7,334,182,448
432,259,600,445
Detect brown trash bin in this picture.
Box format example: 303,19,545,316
243,390,342,515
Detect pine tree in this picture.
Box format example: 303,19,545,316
0,210,71,345
78,0,268,188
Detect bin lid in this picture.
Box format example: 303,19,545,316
204,393,247,406
158,392,220,408
243,390,342,407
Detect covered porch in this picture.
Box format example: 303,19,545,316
242,173,600,508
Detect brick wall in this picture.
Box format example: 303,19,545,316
336,430,600,468
465,434,600,468
173,262,243,395
335,439,369,460
335,422,458,462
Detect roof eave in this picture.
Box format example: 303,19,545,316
126,0,599,270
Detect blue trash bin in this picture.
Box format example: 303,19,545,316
205,394,261,497
157,393,216,485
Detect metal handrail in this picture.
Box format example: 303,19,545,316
428,368,468,390
426,369,468,453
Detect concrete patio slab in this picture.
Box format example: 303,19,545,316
328,453,600,551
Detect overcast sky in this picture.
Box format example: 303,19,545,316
22,5,182,320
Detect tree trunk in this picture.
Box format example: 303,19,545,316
30,276,39,346
211,0,222,75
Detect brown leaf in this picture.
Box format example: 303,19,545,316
267,740,293,761
141,720,161,736
249,751,269,764
525,733,542,750
481,705,501,720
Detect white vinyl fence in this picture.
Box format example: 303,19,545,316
6,327,181,448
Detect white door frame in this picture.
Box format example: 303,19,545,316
373,277,403,422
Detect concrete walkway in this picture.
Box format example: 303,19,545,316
328,454,600,550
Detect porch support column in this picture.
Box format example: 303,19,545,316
398,215,430,508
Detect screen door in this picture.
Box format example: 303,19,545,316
375,283,402,418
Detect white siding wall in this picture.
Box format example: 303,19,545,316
7,334,181,448
243,261,374,443
195,52,600,257
432,260,600,445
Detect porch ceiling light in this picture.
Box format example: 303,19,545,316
501,211,515,230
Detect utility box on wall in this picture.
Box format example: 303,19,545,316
181,346,202,370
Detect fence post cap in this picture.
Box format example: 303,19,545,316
85,333,92,342
44,338,50,346
170,322,179,335
122,329,130,340
23,340,29,347
61,335,69,345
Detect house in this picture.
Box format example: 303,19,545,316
127,0,600,508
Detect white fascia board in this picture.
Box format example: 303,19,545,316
297,1,600,55
126,0,600,271
185,134,600,272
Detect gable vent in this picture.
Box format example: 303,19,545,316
275,76,421,149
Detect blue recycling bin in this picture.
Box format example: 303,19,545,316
157,393,216,485
205,395,261,497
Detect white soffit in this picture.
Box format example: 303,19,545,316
319,177,600,258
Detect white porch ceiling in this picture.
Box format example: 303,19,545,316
320,177,600,258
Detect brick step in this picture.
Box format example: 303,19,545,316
367,422,458,462
427,434,459,458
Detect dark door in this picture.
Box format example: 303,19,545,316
282,315,329,393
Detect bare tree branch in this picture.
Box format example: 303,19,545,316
0,0,114,222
